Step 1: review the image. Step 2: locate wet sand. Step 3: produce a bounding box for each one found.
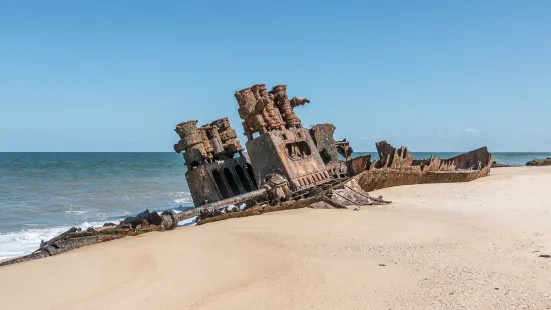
[1,166,550,309]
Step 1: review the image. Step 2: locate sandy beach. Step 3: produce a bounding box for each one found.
[1,166,550,309]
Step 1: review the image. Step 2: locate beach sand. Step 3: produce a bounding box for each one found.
[1,166,550,309]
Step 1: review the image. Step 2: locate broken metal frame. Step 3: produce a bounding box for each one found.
[0,83,493,267]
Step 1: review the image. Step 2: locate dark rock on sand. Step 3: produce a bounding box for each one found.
[526,158,551,166]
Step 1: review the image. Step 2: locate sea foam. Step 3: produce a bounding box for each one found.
[0,221,110,260]
[0,209,198,260]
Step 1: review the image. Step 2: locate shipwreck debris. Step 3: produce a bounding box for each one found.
[354,141,492,192]
[0,177,388,267]
[174,118,256,207]
[1,83,493,267]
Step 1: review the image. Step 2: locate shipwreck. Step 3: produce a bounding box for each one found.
[1,84,492,267]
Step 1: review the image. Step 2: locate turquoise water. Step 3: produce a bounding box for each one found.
[0,151,550,259]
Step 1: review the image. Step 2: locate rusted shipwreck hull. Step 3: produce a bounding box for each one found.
[350,142,492,192]
[0,83,492,267]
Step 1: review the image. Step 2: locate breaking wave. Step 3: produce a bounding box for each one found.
[169,191,194,206]
[0,221,109,260]
[0,209,198,261]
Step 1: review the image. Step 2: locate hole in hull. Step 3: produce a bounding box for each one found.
[245,163,258,189]
[223,167,241,196]
[235,164,253,192]
[212,170,231,199]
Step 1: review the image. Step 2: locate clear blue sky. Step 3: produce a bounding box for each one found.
[1,0,549,152]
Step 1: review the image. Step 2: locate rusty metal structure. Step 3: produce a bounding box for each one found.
[352,142,492,192]
[173,84,357,212]
[236,84,332,194]
[171,83,492,211]
[173,117,258,206]
[1,83,494,267]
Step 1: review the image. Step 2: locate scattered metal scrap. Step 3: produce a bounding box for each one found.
[1,83,493,267]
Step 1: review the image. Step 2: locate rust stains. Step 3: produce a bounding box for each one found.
[352,141,492,192]
[0,83,494,267]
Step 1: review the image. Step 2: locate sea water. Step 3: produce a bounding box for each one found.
[1,151,550,259]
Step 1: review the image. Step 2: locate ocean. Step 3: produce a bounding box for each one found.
[1,151,550,259]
